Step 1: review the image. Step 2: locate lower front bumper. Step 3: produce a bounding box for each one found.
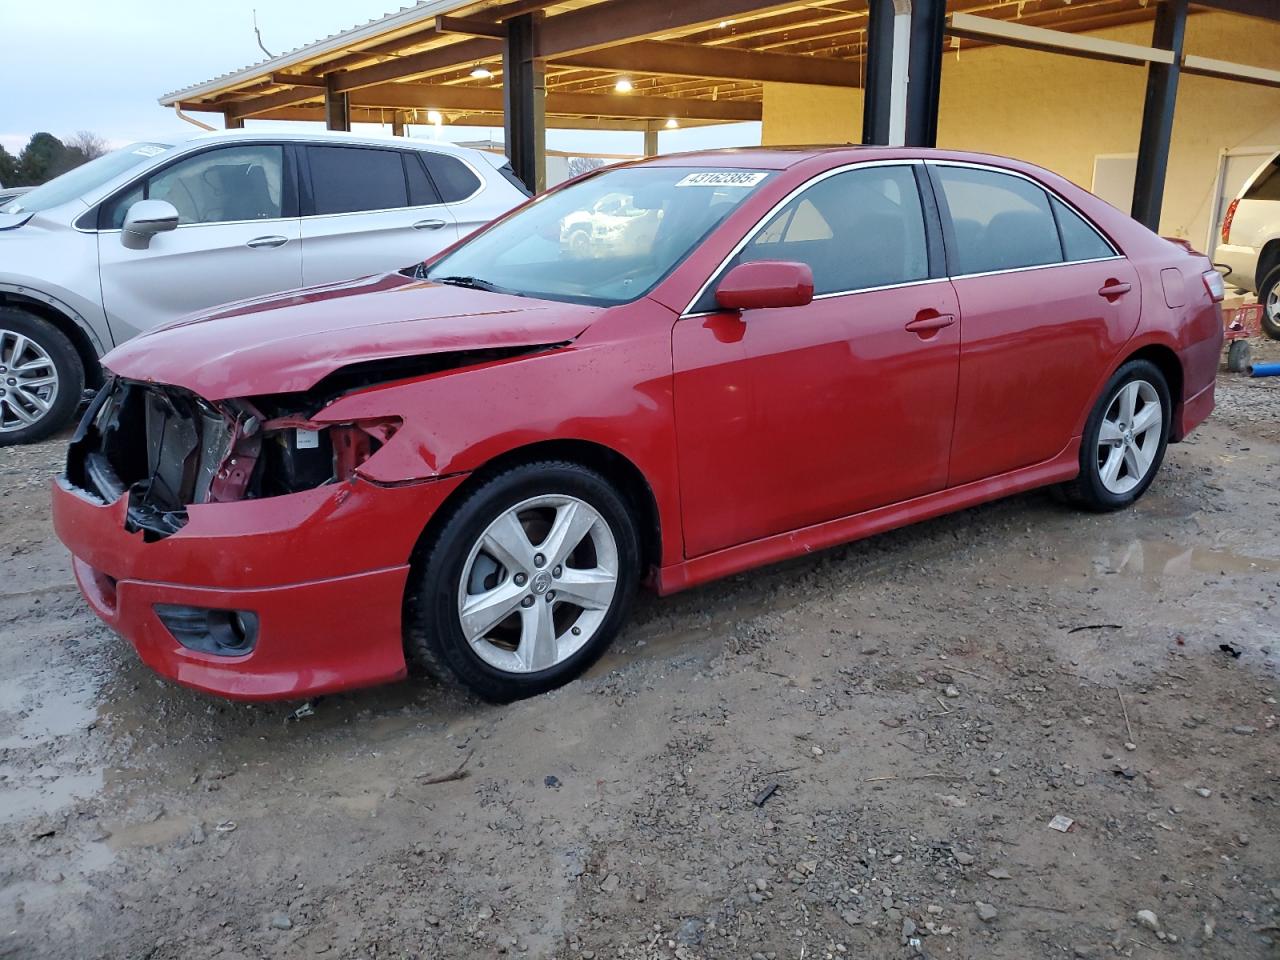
[72,556,411,701]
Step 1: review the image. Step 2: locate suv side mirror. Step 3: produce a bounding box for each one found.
[121,199,179,250]
[715,260,815,311]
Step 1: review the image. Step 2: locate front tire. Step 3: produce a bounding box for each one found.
[0,307,85,447]
[1259,264,1280,341]
[405,461,640,703]
[1062,359,1171,512]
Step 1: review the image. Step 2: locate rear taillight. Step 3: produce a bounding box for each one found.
[1221,198,1239,244]
[1202,269,1225,303]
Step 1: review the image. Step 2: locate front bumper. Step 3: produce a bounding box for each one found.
[52,472,465,701]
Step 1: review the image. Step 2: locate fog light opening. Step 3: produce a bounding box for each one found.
[155,605,260,656]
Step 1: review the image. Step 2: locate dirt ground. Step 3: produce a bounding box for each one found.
[2,344,1278,960]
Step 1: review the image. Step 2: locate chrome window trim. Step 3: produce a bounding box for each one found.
[681,158,927,317]
[681,156,1126,316]
[72,142,488,233]
[948,254,1125,282]
[681,274,952,320]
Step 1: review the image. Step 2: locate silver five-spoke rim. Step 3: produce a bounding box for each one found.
[0,329,59,433]
[1096,379,1161,495]
[458,494,619,674]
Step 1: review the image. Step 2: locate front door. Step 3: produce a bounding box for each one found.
[98,143,302,342]
[928,163,1143,486]
[673,164,961,558]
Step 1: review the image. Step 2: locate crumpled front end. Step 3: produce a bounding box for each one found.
[53,378,465,700]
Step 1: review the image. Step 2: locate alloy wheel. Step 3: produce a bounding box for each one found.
[457,494,619,674]
[1096,379,1162,495]
[0,328,60,434]
[1267,284,1279,323]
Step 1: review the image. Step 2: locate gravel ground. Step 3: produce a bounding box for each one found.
[1,347,1277,960]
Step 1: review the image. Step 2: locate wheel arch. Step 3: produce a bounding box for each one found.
[407,438,664,585]
[1257,238,1280,290]
[0,291,104,389]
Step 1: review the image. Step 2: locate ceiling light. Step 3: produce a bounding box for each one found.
[718,19,735,28]
[470,65,493,79]
[665,117,679,129]
[615,77,634,93]
[427,110,443,125]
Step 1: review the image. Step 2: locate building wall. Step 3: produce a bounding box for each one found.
[758,11,1280,245]
[761,82,862,146]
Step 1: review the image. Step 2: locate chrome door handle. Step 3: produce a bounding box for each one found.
[413,219,448,231]
[246,235,289,249]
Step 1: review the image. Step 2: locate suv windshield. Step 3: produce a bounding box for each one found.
[426,166,774,305]
[1,142,170,215]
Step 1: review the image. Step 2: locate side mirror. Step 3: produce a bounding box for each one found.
[121,199,179,250]
[715,260,814,312]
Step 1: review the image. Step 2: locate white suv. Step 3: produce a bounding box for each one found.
[0,130,529,444]
[1214,149,1280,340]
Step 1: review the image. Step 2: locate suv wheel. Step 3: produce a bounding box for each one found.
[405,461,640,702]
[1259,264,1280,340]
[0,307,85,447]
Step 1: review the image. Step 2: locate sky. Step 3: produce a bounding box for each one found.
[0,0,761,159]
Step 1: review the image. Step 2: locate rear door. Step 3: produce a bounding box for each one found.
[423,150,506,241]
[299,144,459,285]
[930,162,1141,486]
[97,143,302,342]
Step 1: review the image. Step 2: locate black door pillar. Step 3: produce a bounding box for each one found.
[504,13,546,193]
[1131,0,1188,230]
[324,76,350,132]
[904,0,945,148]
[862,0,896,145]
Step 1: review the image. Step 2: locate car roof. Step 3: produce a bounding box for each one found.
[175,128,491,160]
[638,145,1047,173]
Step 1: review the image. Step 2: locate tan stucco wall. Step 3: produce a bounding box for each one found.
[761,82,863,146]
[758,12,1280,243]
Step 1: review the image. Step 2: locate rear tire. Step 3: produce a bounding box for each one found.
[404,461,640,703]
[1259,264,1280,341]
[0,307,85,447]
[1061,359,1171,512]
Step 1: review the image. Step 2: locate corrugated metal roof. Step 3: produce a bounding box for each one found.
[158,0,472,105]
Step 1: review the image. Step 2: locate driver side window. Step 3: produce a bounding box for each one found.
[103,146,285,228]
[697,165,929,311]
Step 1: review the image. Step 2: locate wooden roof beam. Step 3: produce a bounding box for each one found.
[555,40,859,87]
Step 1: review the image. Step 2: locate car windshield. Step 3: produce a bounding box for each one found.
[426,166,774,305]
[1,142,170,214]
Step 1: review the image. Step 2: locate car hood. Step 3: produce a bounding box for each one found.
[103,271,603,400]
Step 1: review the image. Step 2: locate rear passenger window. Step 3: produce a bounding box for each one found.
[404,154,441,206]
[934,166,1063,275]
[423,153,481,202]
[1243,158,1280,202]
[726,165,929,297]
[310,146,407,215]
[1051,196,1115,262]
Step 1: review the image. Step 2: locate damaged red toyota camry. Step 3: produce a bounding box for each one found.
[53,147,1224,703]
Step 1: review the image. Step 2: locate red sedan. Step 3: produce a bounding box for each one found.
[53,148,1224,703]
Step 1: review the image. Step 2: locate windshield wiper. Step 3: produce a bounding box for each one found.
[431,275,507,293]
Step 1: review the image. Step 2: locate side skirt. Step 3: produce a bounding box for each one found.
[656,440,1082,596]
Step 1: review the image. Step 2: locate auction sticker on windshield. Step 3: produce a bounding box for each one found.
[676,172,768,188]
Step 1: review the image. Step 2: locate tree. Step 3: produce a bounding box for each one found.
[67,130,108,161]
[566,156,606,179]
[11,131,101,185]
[0,146,16,187]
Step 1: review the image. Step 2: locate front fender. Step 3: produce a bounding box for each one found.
[0,280,111,355]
